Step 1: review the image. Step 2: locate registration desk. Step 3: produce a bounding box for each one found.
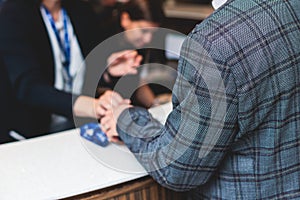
[0,103,186,199]
[0,129,187,200]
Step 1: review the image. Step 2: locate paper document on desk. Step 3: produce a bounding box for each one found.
[148,102,173,124]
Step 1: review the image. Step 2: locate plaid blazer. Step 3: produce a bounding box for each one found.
[117,0,300,199]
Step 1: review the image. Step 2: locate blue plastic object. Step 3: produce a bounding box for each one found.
[80,123,109,147]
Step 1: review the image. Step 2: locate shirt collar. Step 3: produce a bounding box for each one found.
[212,0,228,10]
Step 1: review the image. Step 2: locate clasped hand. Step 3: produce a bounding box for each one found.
[73,49,141,120]
[100,94,132,143]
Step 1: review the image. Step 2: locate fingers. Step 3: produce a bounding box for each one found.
[96,97,112,118]
[101,111,119,142]
[125,54,142,75]
[122,99,131,104]
[107,50,143,77]
[106,128,121,143]
[102,123,110,131]
[123,50,137,58]
[100,101,132,143]
[95,90,126,118]
[96,106,106,118]
[133,55,143,67]
[120,55,140,75]
[99,98,111,109]
[100,112,112,127]
[110,135,123,144]
[110,91,124,105]
[108,50,137,66]
[106,129,118,138]
[124,53,142,68]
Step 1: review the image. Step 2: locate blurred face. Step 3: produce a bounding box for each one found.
[121,13,158,48]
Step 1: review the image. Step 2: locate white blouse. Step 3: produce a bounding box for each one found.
[40,6,86,95]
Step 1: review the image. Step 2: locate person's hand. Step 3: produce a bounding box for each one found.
[73,96,98,118]
[73,91,127,119]
[95,90,128,118]
[106,50,143,77]
[101,102,132,143]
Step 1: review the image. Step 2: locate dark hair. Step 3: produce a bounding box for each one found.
[118,0,165,24]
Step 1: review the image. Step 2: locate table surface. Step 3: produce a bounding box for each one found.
[0,129,147,200]
[0,102,172,200]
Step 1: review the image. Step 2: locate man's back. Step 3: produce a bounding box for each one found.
[191,0,300,198]
[111,0,299,199]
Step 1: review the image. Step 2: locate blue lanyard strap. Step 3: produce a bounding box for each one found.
[42,5,73,90]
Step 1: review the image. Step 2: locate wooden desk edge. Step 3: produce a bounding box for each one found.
[63,176,187,200]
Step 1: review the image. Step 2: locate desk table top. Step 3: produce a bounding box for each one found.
[0,129,147,200]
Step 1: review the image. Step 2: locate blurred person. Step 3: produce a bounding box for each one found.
[111,0,164,48]
[101,0,300,199]
[0,0,141,139]
[97,0,168,108]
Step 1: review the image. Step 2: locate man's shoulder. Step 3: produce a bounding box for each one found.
[191,0,277,40]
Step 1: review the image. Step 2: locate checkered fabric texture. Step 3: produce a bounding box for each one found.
[117,0,300,199]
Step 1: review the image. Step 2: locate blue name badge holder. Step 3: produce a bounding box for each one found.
[80,123,109,147]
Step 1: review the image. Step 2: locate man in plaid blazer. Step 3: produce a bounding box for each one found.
[102,0,300,198]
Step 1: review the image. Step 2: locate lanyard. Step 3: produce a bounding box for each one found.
[42,5,73,91]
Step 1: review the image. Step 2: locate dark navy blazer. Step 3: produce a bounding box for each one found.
[0,0,104,137]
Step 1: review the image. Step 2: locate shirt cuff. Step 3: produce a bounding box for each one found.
[117,107,151,141]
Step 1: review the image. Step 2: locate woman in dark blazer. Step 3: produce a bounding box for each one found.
[0,0,140,138]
